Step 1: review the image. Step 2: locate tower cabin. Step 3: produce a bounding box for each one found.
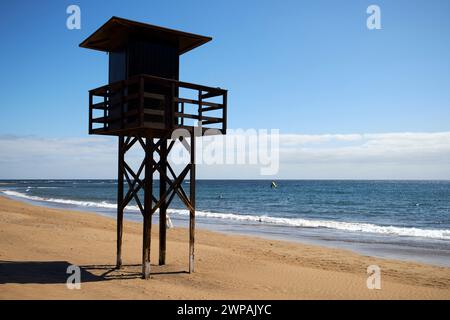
[80,16,227,138]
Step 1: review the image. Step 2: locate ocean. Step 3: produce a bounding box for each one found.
[1,179,449,267]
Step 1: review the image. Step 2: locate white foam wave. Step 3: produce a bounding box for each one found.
[26,186,60,190]
[2,189,449,240]
[171,209,450,240]
[1,190,119,210]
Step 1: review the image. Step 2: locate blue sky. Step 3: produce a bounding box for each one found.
[0,0,449,179]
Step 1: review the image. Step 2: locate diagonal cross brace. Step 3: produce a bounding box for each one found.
[151,163,192,215]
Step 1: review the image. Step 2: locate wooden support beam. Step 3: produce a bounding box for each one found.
[189,133,196,273]
[144,92,165,101]
[167,139,176,155]
[116,136,124,269]
[91,102,106,110]
[157,160,193,213]
[125,137,138,152]
[121,158,146,209]
[144,109,165,116]
[174,97,221,109]
[173,112,221,123]
[167,162,191,208]
[142,137,153,279]
[151,164,191,214]
[142,213,151,279]
[159,139,167,265]
[201,90,223,99]
[92,116,107,124]
[137,136,146,151]
[202,119,222,125]
[201,105,223,112]
[123,168,145,215]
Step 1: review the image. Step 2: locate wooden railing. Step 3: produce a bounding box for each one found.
[89,74,227,136]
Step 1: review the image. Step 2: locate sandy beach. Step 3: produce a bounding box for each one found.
[0,195,449,299]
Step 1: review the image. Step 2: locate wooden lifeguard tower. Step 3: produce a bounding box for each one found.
[80,17,227,279]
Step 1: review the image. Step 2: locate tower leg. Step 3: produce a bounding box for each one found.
[142,213,152,279]
[116,136,124,269]
[159,139,167,265]
[142,137,153,279]
[189,133,196,273]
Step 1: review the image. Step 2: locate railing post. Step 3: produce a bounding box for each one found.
[170,82,175,129]
[181,102,185,126]
[88,92,93,134]
[223,91,227,134]
[198,90,203,126]
[104,90,107,130]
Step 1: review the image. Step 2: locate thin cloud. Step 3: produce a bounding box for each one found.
[280,132,450,164]
[0,132,449,179]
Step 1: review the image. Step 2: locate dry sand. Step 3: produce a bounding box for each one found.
[0,196,449,299]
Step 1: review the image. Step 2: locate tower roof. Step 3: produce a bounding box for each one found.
[79,16,212,54]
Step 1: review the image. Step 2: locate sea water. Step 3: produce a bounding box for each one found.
[1,179,449,267]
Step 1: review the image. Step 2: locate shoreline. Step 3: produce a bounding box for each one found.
[2,190,450,268]
[0,195,450,299]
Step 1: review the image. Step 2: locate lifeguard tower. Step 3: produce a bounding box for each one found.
[80,17,227,279]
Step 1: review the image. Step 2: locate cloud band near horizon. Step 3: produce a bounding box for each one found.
[0,131,449,180]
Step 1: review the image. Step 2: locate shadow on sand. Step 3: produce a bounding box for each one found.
[0,260,188,284]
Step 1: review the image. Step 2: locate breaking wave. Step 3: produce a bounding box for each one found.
[2,189,450,240]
